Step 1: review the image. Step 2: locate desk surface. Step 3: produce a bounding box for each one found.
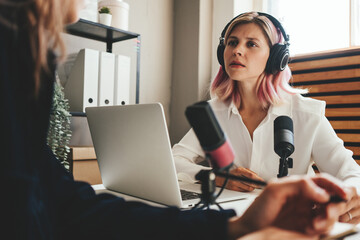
[92,184,360,239]
[92,184,259,215]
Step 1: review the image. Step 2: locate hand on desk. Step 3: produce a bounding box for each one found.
[338,186,360,224]
[227,173,348,239]
[215,167,264,192]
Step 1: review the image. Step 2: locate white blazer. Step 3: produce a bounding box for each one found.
[172,94,360,192]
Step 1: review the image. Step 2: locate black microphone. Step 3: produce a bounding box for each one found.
[274,115,294,159]
[185,101,234,170]
[274,115,294,178]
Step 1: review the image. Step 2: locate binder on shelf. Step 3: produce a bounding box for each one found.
[98,51,115,107]
[114,54,131,105]
[64,48,99,112]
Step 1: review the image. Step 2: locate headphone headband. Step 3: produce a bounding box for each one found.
[257,12,289,43]
[220,12,289,43]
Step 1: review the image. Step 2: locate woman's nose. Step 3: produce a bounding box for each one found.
[233,44,243,56]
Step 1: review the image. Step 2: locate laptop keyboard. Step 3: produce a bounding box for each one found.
[180,189,201,200]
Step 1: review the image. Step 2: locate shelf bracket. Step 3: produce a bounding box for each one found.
[106,29,113,53]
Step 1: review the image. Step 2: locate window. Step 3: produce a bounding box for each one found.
[265,0,360,55]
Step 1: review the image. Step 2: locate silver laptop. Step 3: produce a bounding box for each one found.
[85,103,247,208]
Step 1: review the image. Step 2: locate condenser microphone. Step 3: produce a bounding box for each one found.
[274,116,294,159]
[185,101,234,170]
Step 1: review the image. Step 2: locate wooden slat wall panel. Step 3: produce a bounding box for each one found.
[292,69,360,83]
[330,121,360,129]
[289,48,360,165]
[305,82,360,93]
[312,95,360,104]
[347,146,360,156]
[290,55,360,71]
[325,108,360,117]
[337,133,360,143]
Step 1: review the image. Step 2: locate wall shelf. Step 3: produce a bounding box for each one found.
[65,18,141,105]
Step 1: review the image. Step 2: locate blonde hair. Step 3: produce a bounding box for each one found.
[0,0,70,95]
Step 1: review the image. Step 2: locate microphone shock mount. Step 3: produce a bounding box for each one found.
[277,157,293,178]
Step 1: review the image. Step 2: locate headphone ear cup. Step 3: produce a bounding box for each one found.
[217,42,225,69]
[266,44,289,74]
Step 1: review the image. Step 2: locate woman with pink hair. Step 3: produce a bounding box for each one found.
[173,12,360,224]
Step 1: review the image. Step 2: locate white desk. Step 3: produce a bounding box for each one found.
[92,184,259,216]
[92,184,360,239]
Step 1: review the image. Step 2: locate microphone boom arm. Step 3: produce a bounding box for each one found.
[213,170,267,186]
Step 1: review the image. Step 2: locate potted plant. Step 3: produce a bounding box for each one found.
[98,6,112,26]
[47,73,72,171]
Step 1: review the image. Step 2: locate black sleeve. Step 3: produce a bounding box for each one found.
[50,154,236,239]
[43,145,236,240]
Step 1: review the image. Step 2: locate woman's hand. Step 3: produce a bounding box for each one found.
[215,167,264,192]
[227,173,348,239]
[338,186,360,224]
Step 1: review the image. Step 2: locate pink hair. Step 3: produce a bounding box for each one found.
[211,12,306,109]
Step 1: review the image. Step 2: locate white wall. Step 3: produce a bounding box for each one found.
[121,0,174,113]
[210,0,235,81]
[169,0,216,144]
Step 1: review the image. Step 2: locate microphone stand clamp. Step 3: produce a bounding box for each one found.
[277,157,293,178]
[192,169,223,210]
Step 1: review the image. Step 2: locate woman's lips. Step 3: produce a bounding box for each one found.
[230,61,245,68]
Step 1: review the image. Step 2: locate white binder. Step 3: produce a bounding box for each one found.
[64,48,99,112]
[114,55,131,105]
[98,51,115,107]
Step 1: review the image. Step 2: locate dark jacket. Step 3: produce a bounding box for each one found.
[0,19,235,240]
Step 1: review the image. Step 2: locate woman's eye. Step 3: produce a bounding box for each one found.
[227,40,238,47]
[247,41,257,47]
